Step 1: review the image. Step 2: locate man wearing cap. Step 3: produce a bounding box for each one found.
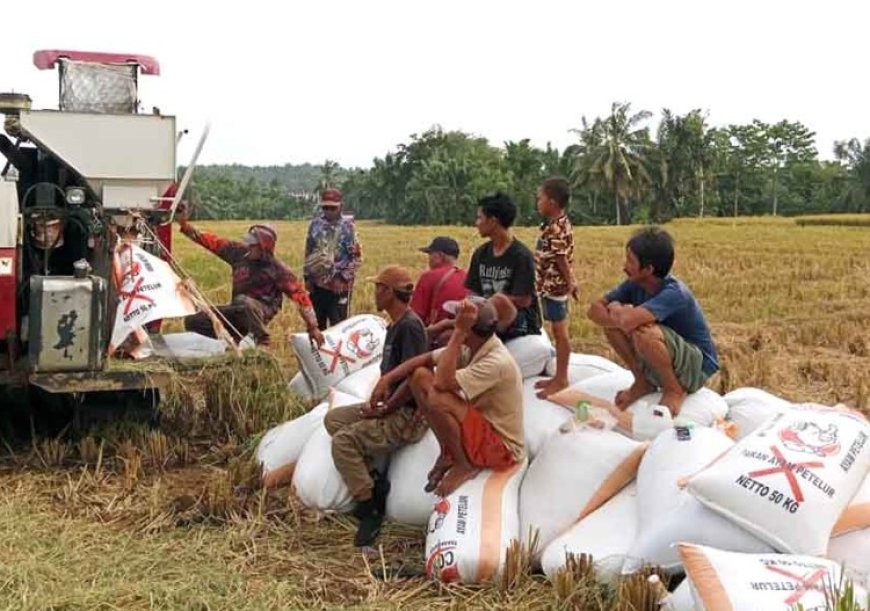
[324,265,428,548]
[304,188,361,330]
[410,236,467,343]
[381,295,525,496]
[175,208,324,347]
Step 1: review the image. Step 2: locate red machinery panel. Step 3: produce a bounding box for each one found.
[0,248,17,340]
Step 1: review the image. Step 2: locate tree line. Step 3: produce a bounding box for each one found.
[188,102,870,225]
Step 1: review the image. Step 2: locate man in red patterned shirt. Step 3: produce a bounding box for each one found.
[176,208,324,347]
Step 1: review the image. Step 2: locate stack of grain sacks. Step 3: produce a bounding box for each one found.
[255,321,870,609]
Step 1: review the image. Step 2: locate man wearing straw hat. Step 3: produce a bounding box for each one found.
[175,207,324,347]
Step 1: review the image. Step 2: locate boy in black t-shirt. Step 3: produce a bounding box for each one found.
[465,192,542,340]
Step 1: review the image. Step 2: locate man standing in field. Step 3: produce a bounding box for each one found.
[325,265,428,548]
[465,192,542,340]
[587,227,718,415]
[410,236,467,346]
[304,188,361,330]
[533,177,579,399]
[175,207,324,348]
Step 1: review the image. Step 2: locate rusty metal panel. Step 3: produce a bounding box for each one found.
[29,275,105,372]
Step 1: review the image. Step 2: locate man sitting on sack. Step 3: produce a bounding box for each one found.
[379,295,525,496]
[587,226,718,416]
[325,265,428,549]
[426,193,542,346]
[409,236,467,347]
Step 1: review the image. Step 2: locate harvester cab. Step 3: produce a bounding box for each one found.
[0,50,189,406]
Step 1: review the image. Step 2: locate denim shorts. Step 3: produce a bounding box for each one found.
[542,296,569,322]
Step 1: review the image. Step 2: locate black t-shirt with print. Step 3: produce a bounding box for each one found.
[381,309,428,379]
[465,239,542,339]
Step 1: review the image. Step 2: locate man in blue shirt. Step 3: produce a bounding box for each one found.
[587,227,718,415]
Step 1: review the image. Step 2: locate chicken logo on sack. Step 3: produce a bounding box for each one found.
[428,498,451,534]
[779,422,841,457]
[346,328,379,360]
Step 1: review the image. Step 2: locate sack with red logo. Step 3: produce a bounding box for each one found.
[385,430,440,526]
[623,425,773,573]
[679,543,868,611]
[540,483,639,584]
[291,390,363,513]
[723,387,792,440]
[256,401,328,488]
[291,314,387,400]
[425,460,527,583]
[519,427,647,557]
[686,405,870,555]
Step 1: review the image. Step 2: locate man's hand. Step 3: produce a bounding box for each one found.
[308,327,325,348]
[570,281,580,303]
[175,203,188,224]
[370,376,390,410]
[361,397,396,419]
[359,402,383,419]
[454,300,478,334]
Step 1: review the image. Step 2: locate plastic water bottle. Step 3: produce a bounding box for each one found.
[560,400,592,434]
[575,400,590,423]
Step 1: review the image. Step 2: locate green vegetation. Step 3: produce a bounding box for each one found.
[188,104,870,225]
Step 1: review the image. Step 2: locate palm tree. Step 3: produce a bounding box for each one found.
[682,110,716,218]
[572,102,652,224]
[834,138,870,212]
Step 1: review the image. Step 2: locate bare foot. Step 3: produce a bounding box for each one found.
[534,377,553,389]
[614,378,655,410]
[425,455,453,493]
[659,388,687,415]
[435,464,480,497]
[536,377,570,399]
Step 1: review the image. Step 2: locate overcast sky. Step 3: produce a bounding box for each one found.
[2,0,865,168]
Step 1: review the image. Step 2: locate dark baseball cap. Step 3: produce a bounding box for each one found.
[420,236,460,257]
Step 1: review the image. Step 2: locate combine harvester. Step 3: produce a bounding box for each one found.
[0,50,221,427]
